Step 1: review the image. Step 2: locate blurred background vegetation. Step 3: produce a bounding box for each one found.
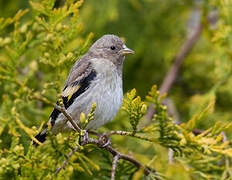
[1,0,232,179]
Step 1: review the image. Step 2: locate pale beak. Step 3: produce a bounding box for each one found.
[120,45,134,55]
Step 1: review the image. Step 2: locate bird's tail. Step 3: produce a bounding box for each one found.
[32,126,48,146]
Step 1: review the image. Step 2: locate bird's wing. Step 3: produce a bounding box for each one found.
[49,56,97,126]
[63,59,94,97]
[62,60,97,109]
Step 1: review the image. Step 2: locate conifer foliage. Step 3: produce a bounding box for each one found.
[1,0,232,179]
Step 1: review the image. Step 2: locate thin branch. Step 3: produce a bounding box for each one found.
[89,130,158,143]
[105,130,131,136]
[15,77,82,133]
[55,127,156,177]
[146,21,204,120]
[55,104,81,132]
[105,130,158,143]
[160,22,203,96]
[55,145,79,174]
[81,135,154,176]
[111,155,120,180]
[105,145,152,176]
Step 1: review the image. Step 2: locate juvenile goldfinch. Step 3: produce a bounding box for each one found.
[34,34,134,144]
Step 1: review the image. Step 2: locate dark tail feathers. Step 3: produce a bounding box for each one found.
[32,127,48,146]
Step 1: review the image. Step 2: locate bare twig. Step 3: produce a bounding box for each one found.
[82,136,153,176]
[146,21,204,120]
[105,130,131,136]
[55,145,79,174]
[55,104,81,132]
[105,145,152,176]
[15,78,82,134]
[89,130,158,143]
[111,155,120,180]
[106,131,158,143]
[160,23,203,96]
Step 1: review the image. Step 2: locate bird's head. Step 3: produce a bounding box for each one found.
[89,34,134,68]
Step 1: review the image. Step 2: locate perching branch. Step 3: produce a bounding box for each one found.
[29,90,156,177]
[54,104,156,178]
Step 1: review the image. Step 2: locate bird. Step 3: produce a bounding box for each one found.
[33,34,134,145]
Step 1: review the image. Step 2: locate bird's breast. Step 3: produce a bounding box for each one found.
[85,59,123,129]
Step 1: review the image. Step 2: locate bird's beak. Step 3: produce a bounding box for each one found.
[120,45,134,55]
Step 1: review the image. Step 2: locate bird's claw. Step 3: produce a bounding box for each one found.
[99,134,111,147]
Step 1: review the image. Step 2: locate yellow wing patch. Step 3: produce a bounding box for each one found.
[62,85,80,98]
[68,94,72,101]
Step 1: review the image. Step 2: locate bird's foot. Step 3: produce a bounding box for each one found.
[86,130,111,147]
[99,134,111,147]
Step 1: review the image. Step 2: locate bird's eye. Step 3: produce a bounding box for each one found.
[110,46,116,50]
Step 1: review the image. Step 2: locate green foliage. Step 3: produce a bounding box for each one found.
[0,0,95,179]
[122,89,147,134]
[1,0,232,179]
[80,102,96,129]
